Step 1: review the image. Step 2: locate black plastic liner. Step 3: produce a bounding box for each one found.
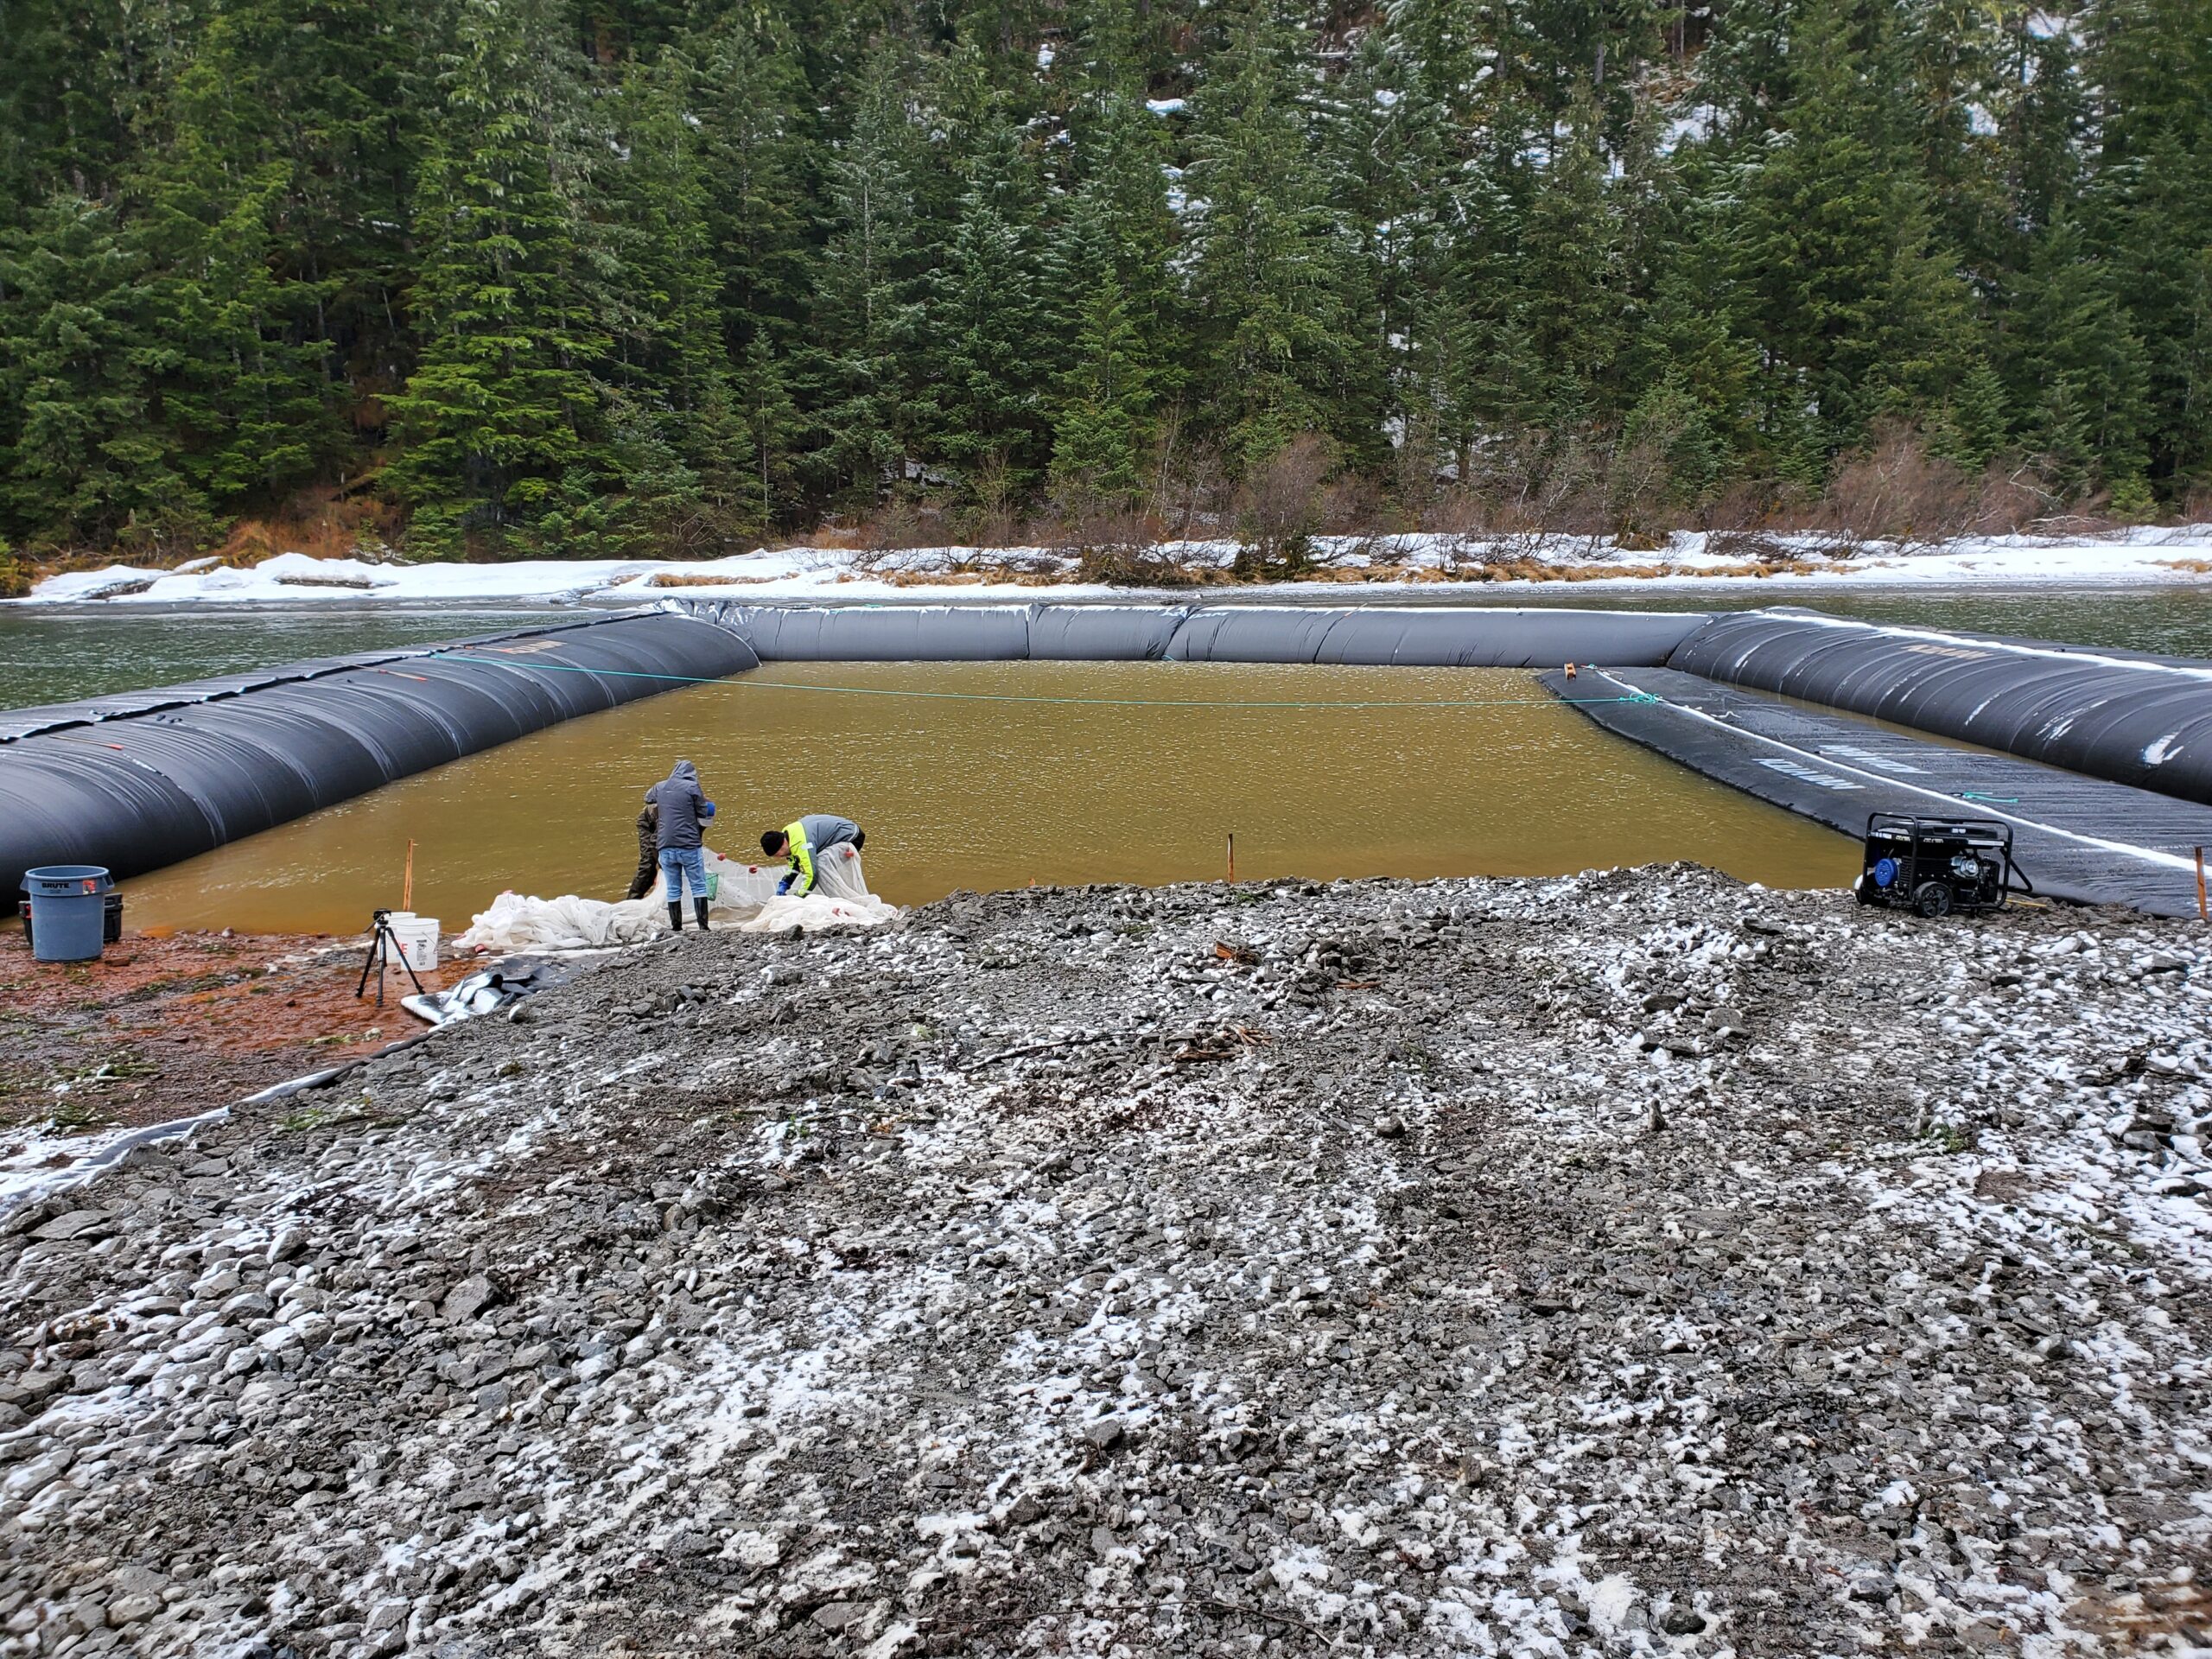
[1544,664,2212,916]
[1,610,758,901]
[686,601,1713,667]
[1667,609,2212,808]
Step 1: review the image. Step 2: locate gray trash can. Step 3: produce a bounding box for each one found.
[23,866,113,963]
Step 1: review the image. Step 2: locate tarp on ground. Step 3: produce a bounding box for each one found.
[454,845,897,951]
[1665,609,2212,809]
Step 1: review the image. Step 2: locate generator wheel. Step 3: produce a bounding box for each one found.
[1853,876,1876,906]
[1913,881,1954,919]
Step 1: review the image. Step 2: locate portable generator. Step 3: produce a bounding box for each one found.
[1855,813,2030,918]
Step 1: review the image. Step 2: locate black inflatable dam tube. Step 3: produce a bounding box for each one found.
[1665,610,2212,808]
[712,603,1037,661]
[0,609,759,903]
[1165,606,1711,666]
[684,601,1713,667]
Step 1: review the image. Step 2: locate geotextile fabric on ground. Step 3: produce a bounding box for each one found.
[456,846,895,952]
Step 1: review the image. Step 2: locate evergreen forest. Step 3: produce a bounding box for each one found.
[1,0,2207,566]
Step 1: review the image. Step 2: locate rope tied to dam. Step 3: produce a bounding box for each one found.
[424,652,1663,713]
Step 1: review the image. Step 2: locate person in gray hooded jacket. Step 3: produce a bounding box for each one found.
[645,760,717,931]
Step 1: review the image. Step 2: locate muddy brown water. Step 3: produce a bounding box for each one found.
[112,662,1858,935]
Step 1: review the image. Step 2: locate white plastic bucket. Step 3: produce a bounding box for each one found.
[385,912,440,972]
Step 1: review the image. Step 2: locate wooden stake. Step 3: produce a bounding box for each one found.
[403,839,416,912]
[1226,833,1236,882]
[2196,846,2206,921]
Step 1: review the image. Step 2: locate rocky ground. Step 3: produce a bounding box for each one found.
[0,867,2207,1658]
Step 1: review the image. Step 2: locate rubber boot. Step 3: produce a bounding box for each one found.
[666,901,683,933]
[693,898,711,932]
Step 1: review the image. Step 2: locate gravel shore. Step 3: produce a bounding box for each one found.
[1,868,2207,1657]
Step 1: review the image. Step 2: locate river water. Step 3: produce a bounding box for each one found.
[7,588,2208,934]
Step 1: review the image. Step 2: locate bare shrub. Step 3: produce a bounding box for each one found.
[1605,435,1676,550]
[1814,424,1978,554]
[1076,541,1224,587]
[1968,458,2065,536]
[1414,486,1492,574]
[2025,510,2123,537]
[1236,433,1338,577]
[1458,431,1554,537]
[958,450,1022,548]
[1425,483,1491,536]
[1154,432,1233,545]
[1701,478,1792,536]
[1486,435,1609,561]
[2183,483,2212,526]
[861,497,927,554]
[1318,469,1383,538]
[1391,407,1449,525]
[1705,529,1802,563]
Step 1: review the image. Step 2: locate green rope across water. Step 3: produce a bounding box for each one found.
[426,651,1661,713]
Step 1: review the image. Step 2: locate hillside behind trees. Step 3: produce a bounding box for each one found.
[1,0,2206,564]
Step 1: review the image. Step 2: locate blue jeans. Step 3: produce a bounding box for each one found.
[658,846,707,901]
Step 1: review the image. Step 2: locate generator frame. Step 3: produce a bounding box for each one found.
[1857,812,2031,918]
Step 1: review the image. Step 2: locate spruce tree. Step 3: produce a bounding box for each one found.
[2083,0,2212,489]
[386,0,608,554]
[0,196,202,550]
[911,162,1053,505]
[1514,84,1628,433]
[2007,213,2155,503]
[1065,0,1183,377]
[691,18,817,351]
[1185,1,1359,473]
[600,53,753,543]
[1051,197,1156,509]
[1728,0,1986,455]
[128,24,339,509]
[800,44,925,509]
[736,336,801,531]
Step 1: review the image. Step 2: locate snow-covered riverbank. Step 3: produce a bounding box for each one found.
[18,525,2212,607]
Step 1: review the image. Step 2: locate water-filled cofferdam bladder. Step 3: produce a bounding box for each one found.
[0,608,760,902]
[1664,608,2212,808]
[32,594,2212,918]
[679,601,1716,666]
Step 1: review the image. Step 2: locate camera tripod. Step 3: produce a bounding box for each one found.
[355,908,425,1007]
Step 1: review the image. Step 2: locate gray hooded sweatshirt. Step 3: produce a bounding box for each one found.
[645,760,711,851]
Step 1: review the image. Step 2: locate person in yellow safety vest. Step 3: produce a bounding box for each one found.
[760,814,866,897]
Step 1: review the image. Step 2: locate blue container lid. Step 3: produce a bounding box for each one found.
[23,865,113,894]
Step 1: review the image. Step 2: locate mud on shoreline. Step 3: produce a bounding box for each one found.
[0,930,440,1157]
[0,868,2207,1656]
